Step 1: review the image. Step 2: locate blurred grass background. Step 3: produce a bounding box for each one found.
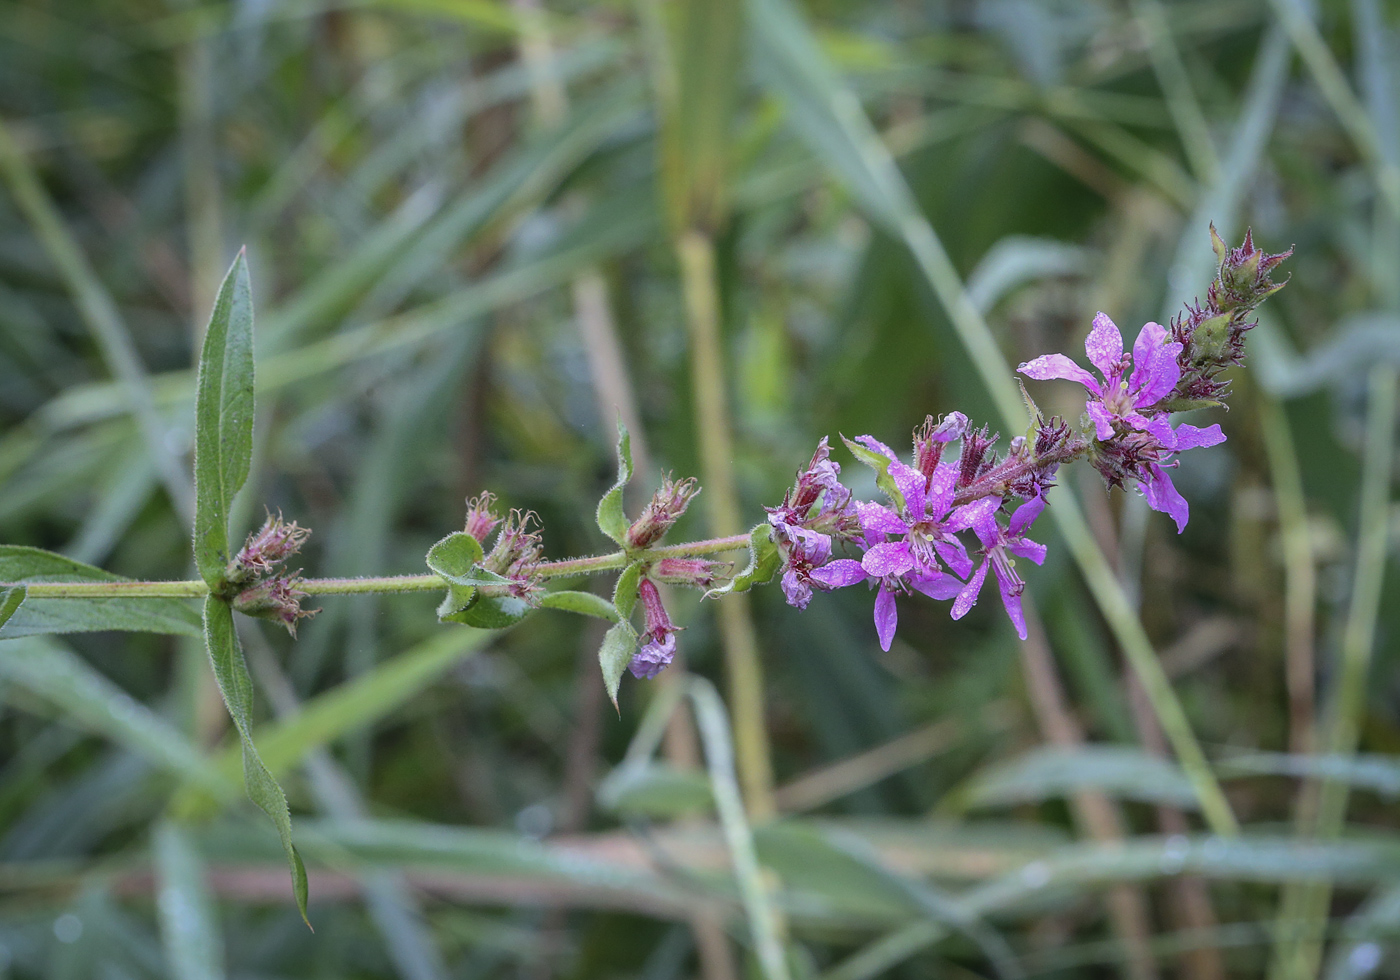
[2,0,1400,977]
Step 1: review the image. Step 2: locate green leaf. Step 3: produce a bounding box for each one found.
[0,545,201,639]
[841,435,904,511]
[598,620,638,710]
[202,597,309,926]
[596,760,714,817]
[706,523,780,598]
[193,251,256,588]
[451,592,533,629]
[613,562,643,618]
[953,746,1199,811]
[0,587,24,629]
[0,635,226,794]
[153,820,227,980]
[595,419,634,545]
[538,590,620,622]
[425,531,486,619]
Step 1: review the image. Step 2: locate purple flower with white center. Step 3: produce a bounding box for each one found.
[629,579,681,679]
[948,494,1048,640]
[1018,312,1227,532]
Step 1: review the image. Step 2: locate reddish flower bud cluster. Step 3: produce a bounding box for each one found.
[482,509,544,600]
[229,513,317,635]
[625,476,700,549]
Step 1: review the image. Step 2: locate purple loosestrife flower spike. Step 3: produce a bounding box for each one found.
[629,578,681,679]
[1018,312,1226,532]
[625,476,700,549]
[464,492,501,544]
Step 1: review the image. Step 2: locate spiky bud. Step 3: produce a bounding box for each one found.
[625,476,700,549]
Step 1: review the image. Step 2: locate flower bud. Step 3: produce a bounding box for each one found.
[651,556,727,589]
[233,576,317,636]
[464,492,501,544]
[483,510,544,598]
[914,412,967,478]
[625,477,700,549]
[229,513,310,583]
[629,579,681,679]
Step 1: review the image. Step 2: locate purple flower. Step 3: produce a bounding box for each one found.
[1018,312,1227,532]
[948,494,1047,640]
[816,435,971,651]
[768,439,864,610]
[629,579,681,679]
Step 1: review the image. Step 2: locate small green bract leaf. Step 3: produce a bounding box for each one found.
[0,546,200,639]
[598,620,638,710]
[451,592,534,629]
[193,252,256,588]
[426,531,486,618]
[595,419,634,545]
[202,597,310,926]
[706,524,780,598]
[841,434,903,511]
[538,591,621,622]
[613,562,644,618]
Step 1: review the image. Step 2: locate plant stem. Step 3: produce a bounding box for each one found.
[9,534,754,599]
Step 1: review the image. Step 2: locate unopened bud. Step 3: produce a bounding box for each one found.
[229,513,310,583]
[651,556,727,589]
[629,578,681,679]
[233,576,317,636]
[914,412,968,478]
[625,476,699,549]
[464,492,501,544]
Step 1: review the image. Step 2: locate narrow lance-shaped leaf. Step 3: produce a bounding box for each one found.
[613,562,643,618]
[0,546,201,639]
[202,596,310,925]
[193,251,256,587]
[538,591,621,621]
[595,419,634,545]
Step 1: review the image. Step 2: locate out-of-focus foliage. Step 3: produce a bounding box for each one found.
[1,0,1399,976]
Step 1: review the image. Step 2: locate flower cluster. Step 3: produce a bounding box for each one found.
[746,229,1288,654]
[228,513,316,634]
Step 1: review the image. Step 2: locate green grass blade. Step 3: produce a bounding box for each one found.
[192,252,255,588]
[154,819,227,980]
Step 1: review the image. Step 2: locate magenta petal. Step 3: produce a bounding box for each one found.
[1141,464,1190,533]
[947,497,997,535]
[1008,494,1045,537]
[951,560,988,620]
[995,570,1028,640]
[873,586,898,651]
[1018,354,1101,395]
[811,559,868,589]
[925,461,957,518]
[781,569,814,610]
[910,572,964,600]
[888,459,926,517]
[857,501,908,535]
[862,541,915,578]
[1086,400,1116,441]
[855,434,900,462]
[1085,312,1124,379]
[1129,321,1167,387]
[1132,334,1183,408]
[1172,422,1226,451]
[1009,538,1048,565]
[1126,412,1176,448]
[934,537,973,579]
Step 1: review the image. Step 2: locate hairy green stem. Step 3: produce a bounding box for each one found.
[9,534,753,599]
